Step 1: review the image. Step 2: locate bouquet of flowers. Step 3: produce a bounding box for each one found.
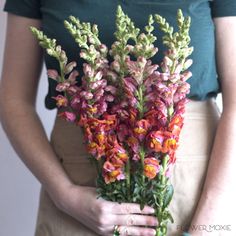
[31,5,193,236]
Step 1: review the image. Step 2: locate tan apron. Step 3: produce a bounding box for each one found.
[34,98,220,236]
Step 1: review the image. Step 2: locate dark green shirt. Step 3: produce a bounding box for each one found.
[4,0,236,109]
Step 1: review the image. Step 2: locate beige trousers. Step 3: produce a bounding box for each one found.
[34,99,220,236]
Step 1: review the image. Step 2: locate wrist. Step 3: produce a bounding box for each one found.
[53,182,86,214]
[44,174,75,210]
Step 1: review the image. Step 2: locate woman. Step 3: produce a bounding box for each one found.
[0,0,236,235]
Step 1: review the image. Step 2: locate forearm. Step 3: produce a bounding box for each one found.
[188,109,236,234]
[203,110,236,193]
[0,99,73,208]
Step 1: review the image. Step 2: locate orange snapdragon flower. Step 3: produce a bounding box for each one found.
[103,161,125,184]
[133,119,151,141]
[162,138,178,153]
[106,146,129,163]
[87,141,106,159]
[127,136,139,153]
[147,130,178,153]
[144,157,160,179]
[168,114,184,136]
[52,95,68,107]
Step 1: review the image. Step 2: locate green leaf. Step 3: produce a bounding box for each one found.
[140,202,145,210]
[166,210,174,223]
[163,184,174,209]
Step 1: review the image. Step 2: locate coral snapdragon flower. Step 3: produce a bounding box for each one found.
[52,95,68,107]
[133,119,151,141]
[168,114,184,136]
[144,157,160,179]
[147,130,178,153]
[87,141,106,159]
[106,145,129,163]
[103,161,125,184]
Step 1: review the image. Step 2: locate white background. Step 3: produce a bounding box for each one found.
[0,2,224,236]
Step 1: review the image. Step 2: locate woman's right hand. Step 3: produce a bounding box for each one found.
[56,184,158,236]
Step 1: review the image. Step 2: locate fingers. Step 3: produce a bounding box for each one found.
[113,225,156,236]
[115,214,158,227]
[109,202,155,215]
[94,213,158,231]
[93,200,157,235]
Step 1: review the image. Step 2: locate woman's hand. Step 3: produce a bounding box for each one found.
[56,184,158,236]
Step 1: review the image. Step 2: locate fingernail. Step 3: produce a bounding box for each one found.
[155,219,159,226]
[142,207,154,214]
[151,229,156,236]
[149,208,155,214]
[152,219,158,226]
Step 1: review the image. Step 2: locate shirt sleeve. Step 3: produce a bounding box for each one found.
[3,0,42,19]
[211,0,236,18]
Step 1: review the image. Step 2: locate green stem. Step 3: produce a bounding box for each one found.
[139,146,145,183]
[167,105,174,121]
[156,228,163,236]
[155,154,169,236]
[138,85,144,119]
[119,46,128,77]
[125,158,131,201]
[161,154,169,185]
[155,104,174,235]
[59,61,65,83]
